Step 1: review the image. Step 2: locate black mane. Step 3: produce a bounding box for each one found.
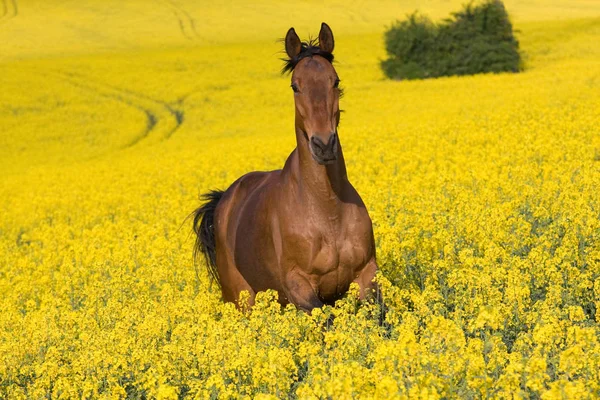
[281,39,334,74]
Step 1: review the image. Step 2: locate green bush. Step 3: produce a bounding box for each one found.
[382,0,522,80]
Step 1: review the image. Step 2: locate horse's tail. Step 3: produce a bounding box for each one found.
[192,190,225,285]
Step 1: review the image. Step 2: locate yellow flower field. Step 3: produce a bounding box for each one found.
[1,1,600,398]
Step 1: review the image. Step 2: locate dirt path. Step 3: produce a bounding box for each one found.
[53,71,185,148]
[0,0,17,22]
[162,0,200,40]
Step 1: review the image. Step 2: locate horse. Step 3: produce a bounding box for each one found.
[193,23,378,312]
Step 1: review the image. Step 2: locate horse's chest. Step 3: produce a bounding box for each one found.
[280,204,374,299]
[309,238,356,271]
[299,231,367,301]
[304,221,371,276]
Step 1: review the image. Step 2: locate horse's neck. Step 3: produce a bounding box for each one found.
[286,127,349,213]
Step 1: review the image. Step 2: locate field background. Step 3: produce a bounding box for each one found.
[1,0,600,398]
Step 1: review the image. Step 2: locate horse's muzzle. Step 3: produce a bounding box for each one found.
[310,133,338,165]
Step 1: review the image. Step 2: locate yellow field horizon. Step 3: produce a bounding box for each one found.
[2,0,600,61]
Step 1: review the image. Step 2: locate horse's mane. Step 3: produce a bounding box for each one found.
[281,38,334,74]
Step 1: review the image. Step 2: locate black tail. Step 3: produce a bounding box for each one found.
[192,190,225,285]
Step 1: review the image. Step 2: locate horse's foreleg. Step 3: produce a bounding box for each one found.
[284,269,324,313]
[350,258,386,328]
[353,258,379,301]
[353,258,386,325]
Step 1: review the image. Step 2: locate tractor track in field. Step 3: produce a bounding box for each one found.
[162,0,200,40]
[0,0,18,22]
[50,71,184,148]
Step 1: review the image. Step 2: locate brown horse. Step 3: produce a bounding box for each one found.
[193,23,378,312]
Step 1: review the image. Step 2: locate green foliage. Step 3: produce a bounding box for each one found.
[382,0,522,80]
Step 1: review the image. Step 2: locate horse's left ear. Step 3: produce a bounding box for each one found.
[319,22,334,53]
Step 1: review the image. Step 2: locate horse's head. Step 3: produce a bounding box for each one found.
[284,23,341,165]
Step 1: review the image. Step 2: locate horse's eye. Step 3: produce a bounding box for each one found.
[334,79,340,88]
[291,83,299,93]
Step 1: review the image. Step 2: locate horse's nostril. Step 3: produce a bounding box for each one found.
[310,134,338,162]
[311,136,327,151]
[328,134,337,149]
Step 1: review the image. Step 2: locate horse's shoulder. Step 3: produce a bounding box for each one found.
[223,170,278,197]
[217,170,282,223]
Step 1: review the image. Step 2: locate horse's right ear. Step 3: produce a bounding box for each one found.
[285,27,302,59]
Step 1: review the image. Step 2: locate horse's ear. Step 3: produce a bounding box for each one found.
[285,27,302,59]
[319,22,334,53]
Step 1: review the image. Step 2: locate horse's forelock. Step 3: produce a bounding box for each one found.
[281,39,334,75]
